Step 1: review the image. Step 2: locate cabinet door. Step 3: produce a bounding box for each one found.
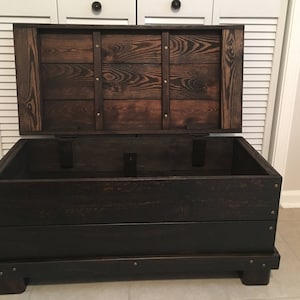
[58,0,136,25]
[0,0,58,157]
[137,0,213,25]
[213,0,288,157]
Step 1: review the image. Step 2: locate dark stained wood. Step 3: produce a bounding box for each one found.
[170,32,221,64]
[221,29,243,130]
[241,270,271,285]
[0,249,279,294]
[0,221,276,260]
[170,64,220,100]
[162,31,170,129]
[93,31,103,130]
[2,25,281,292]
[14,27,42,133]
[40,33,93,63]
[104,100,161,130]
[102,33,161,63]
[0,278,26,295]
[102,64,161,99]
[43,100,94,131]
[170,100,219,129]
[41,64,94,100]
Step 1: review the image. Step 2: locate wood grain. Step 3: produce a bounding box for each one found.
[102,33,161,63]
[41,64,94,100]
[170,32,221,64]
[43,100,94,131]
[14,27,42,132]
[40,33,93,63]
[102,64,161,99]
[104,100,161,130]
[221,29,243,130]
[170,64,220,100]
[170,100,219,129]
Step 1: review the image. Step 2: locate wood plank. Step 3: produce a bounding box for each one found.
[102,33,161,63]
[170,100,219,129]
[93,32,103,130]
[162,31,170,129]
[43,100,94,131]
[104,100,161,130]
[0,250,280,288]
[170,64,220,100]
[221,29,243,130]
[102,64,161,99]
[41,63,94,100]
[40,33,93,63]
[0,175,281,226]
[13,27,42,133]
[0,221,276,260]
[170,32,221,64]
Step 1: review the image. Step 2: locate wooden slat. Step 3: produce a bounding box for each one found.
[13,27,42,132]
[170,33,221,64]
[170,64,220,100]
[40,33,93,63]
[102,33,161,63]
[221,28,243,130]
[104,100,161,130]
[93,32,103,130]
[102,64,161,99]
[162,31,170,129]
[0,221,276,260]
[170,100,219,129]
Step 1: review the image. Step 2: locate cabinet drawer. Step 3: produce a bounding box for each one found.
[58,0,136,25]
[137,0,213,25]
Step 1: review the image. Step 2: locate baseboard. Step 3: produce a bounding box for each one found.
[280,190,300,208]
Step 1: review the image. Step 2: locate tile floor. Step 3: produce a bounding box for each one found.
[1,208,300,300]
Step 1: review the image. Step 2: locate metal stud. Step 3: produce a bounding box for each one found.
[133,261,138,267]
[164,113,168,118]
[269,226,273,230]
[250,260,254,264]
[96,112,101,117]
[262,263,266,268]
[0,272,3,276]
[164,45,168,50]
[95,44,100,48]
[96,77,100,81]
[12,267,17,272]
[271,210,275,215]
[274,183,279,188]
[164,79,168,84]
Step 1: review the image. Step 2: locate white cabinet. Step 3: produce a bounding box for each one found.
[57,0,136,25]
[0,0,58,157]
[138,0,213,25]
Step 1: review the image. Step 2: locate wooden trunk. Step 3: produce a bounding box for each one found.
[0,24,281,294]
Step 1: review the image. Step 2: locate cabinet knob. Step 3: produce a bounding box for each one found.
[171,0,181,10]
[92,1,102,12]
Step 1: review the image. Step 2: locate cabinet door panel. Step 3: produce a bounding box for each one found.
[58,0,136,25]
[137,0,213,25]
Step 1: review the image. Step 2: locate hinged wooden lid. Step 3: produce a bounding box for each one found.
[14,24,243,135]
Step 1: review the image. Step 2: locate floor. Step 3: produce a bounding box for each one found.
[1,208,300,300]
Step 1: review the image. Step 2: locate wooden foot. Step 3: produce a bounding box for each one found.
[241,270,271,285]
[0,277,26,294]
